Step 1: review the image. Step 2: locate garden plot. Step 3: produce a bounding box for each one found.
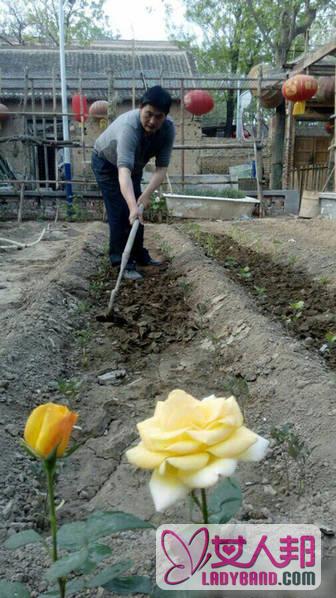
[0,218,336,596]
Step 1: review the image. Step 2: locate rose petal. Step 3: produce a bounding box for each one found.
[208,426,257,458]
[160,389,201,429]
[188,426,235,445]
[24,403,51,449]
[166,452,209,471]
[166,439,203,454]
[240,435,269,461]
[138,420,190,451]
[149,467,189,512]
[126,443,167,469]
[179,458,237,489]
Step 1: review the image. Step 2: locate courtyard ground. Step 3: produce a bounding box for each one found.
[1,215,336,597]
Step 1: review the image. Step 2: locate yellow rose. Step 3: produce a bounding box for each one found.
[24,403,78,459]
[126,389,268,512]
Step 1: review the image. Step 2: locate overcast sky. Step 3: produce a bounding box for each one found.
[104,0,185,40]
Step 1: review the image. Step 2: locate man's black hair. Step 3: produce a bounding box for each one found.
[140,86,172,115]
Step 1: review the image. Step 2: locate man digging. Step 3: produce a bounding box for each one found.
[92,85,175,280]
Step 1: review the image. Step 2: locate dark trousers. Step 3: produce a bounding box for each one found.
[91,151,150,267]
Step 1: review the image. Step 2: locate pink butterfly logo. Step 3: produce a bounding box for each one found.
[161,527,211,585]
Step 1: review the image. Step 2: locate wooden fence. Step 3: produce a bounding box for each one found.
[289,164,329,196]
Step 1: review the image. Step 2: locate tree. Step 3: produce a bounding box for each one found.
[244,0,333,187]
[0,0,118,47]
[167,0,333,185]
[165,0,269,136]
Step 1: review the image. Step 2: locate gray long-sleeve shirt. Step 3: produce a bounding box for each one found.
[94,109,175,175]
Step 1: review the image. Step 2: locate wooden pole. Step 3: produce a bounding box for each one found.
[17,183,25,223]
[132,38,136,109]
[283,101,294,189]
[31,78,40,192]
[79,70,86,162]
[180,79,185,191]
[41,91,49,188]
[256,65,265,216]
[107,69,116,124]
[334,65,336,192]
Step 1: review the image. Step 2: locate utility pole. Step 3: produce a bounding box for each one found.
[59,0,73,214]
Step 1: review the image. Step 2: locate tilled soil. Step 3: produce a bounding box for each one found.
[1,218,336,597]
[183,221,336,368]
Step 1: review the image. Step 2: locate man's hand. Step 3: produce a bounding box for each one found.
[129,204,144,225]
[137,193,151,210]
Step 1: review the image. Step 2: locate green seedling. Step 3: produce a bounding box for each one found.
[325,332,336,349]
[178,278,192,301]
[288,255,298,266]
[286,300,305,323]
[75,329,92,368]
[57,378,81,401]
[254,285,267,297]
[64,195,90,221]
[185,222,202,243]
[89,279,104,297]
[318,276,330,285]
[146,193,171,223]
[239,266,252,279]
[204,233,219,258]
[271,423,311,494]
[224,256,238,268]
[76,300,90,314]
[159,240,173,260]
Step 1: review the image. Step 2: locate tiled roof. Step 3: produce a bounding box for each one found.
[0,41,198,100]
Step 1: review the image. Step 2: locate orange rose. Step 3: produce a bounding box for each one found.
[24,403,78,458]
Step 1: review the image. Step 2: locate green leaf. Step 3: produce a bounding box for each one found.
[45,547,89,582]
[103,575,153,595]
[87,560,133,588]
[78,543,111,572]
[208,477,242,524]
[86,511,154,541]
[57,521,87,549]
[88,543,112,563]
[0,581,31,598]
[64,577,87,595]
[4,529,43,549]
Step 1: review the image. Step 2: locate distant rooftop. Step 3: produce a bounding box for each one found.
[0,40,198,100]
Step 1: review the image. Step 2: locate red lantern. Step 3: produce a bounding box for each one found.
[0,103,9,122]
[183,90,214,115]
[282,74,318,115]
[71,94,88,122]
[89,100,109,119]
[282,74,318,102]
